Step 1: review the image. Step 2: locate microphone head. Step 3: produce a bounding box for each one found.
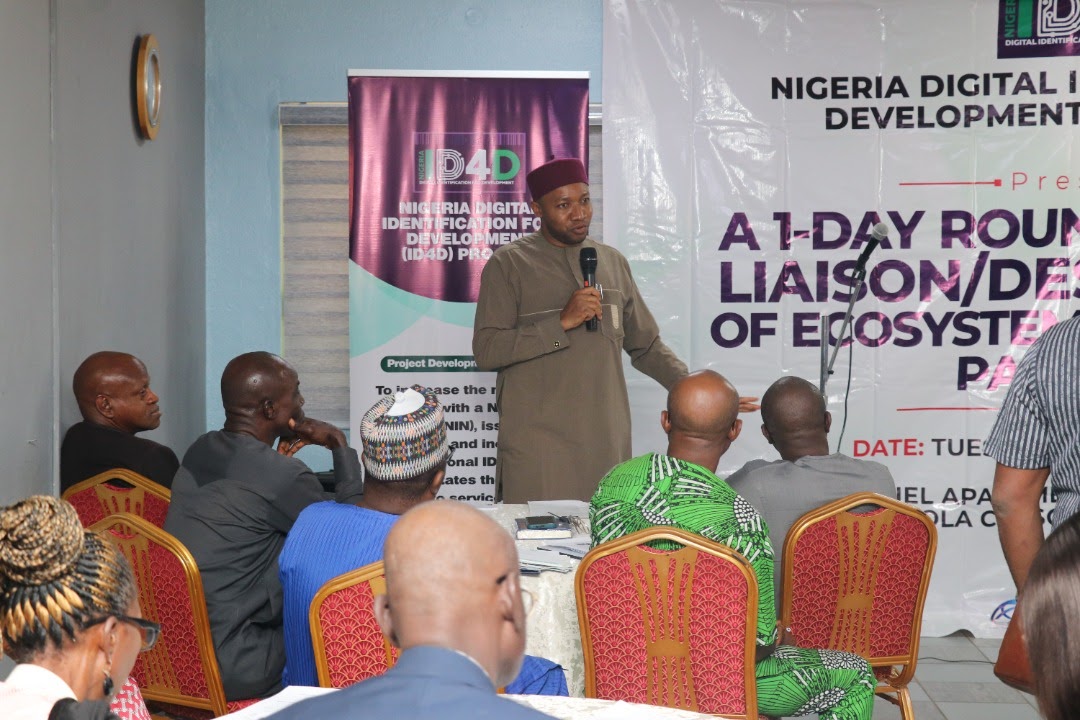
[579,247,598,273]
[871,222,889,241]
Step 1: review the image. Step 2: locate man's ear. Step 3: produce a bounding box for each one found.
[660,410,672,434]
[373,594,400,648]
[428,468,446,498]
[760,423,773,445]
[260,398,276,420]
[728,418,743,442]
[530,200,541,217]
[95,395,114,418]
[824,411,832,433]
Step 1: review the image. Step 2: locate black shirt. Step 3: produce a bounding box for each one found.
[60,421,179,492]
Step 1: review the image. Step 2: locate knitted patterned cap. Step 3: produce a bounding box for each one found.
[360,385,450,481]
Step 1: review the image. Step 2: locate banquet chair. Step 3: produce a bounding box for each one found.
[576,527,759,719]
[63,468,171,528]
[310,561,400,688]
[91,513,257,718]
[780,492,937,720]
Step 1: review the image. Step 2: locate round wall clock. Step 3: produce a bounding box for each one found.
[135,34,161,140]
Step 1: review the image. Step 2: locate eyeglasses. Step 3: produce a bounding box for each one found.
[85,614,161,652]
[496,572,536,617]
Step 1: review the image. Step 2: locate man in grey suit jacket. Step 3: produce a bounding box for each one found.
[267,501,554,720]
[727,376,896,612]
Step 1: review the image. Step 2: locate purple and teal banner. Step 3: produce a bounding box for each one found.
[347,71,589,503]
[348,73,589,303]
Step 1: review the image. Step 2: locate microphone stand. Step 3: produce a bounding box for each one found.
[819,265,867,400]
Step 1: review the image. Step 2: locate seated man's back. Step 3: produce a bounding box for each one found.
[727,376,896,609]
[280,387,566,696]
[164,352,363,700]
[590,371,876,720]
[267,502,557,720]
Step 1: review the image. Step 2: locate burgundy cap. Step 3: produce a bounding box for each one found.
[526,158,589,201]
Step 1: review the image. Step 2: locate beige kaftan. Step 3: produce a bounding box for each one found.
[472,233,687,501]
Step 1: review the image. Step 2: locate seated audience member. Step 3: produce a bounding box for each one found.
[727,375,896,608]
[164,351,363,700]
[60,351,179,492]
[590,370,876,720]
[267,501,556,720]
[1023,511,1080,720]
[279,386,448,686]
[0,496,156,720]
[279,386,566,695]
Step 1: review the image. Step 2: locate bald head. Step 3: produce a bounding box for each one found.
[220,352,305,440]
[760,376,831,461]
[661,370,742,472]
[376,502,526,687]
[666,370,740,438]
[72,352,161,434]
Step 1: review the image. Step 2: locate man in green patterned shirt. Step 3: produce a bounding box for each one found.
[590,370,875,720]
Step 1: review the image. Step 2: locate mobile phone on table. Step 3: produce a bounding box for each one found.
[525,514,558,530]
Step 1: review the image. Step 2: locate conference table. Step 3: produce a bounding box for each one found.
[215,686,723,719]
[480,503,590,697]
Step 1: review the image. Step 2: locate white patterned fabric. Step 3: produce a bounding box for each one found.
[109,676,151,720]
[483,504,587,697]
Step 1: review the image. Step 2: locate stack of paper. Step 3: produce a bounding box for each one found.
[540,537,592,559]
[518,547,577,573]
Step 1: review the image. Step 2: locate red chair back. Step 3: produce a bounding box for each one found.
[780,492,937,720]
[63,469,170,527]
[576,527,758,719]
[91,513,237,717]
[310,561,400,688]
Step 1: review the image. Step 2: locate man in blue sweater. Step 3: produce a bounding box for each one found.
[279,386,565,694]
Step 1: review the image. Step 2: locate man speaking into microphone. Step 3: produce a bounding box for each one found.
[473,157,688,501]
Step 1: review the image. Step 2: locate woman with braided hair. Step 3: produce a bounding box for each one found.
[0,496,156,720]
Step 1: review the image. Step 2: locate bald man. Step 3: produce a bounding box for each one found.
[268,502,554,720]
[60,351,179,491]
[164,351,363,701]
[727,376,895,609]
[590,370,876,720]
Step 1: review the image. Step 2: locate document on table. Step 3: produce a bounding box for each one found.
[541,537,592,559]
[216,686,337,719]
[519,547,577,572]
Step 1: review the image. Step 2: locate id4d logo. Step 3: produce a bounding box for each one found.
[415,132,524,193]
[999,0,1080,58]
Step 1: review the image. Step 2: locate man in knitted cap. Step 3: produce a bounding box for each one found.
[473,157,689,501]
[278,387,567,695]
[278,385,449,687]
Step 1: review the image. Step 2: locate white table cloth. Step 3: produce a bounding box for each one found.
[480,503,588,697]
[506,694,723,719]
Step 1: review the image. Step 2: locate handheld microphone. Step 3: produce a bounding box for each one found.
[854,223,889,276]
[579,247,599,332]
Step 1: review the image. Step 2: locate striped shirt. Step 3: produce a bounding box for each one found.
[984,316,1080,526]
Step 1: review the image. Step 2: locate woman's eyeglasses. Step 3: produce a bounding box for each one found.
[85,614,161,652]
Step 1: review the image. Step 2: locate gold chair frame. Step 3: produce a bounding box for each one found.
[309,560,396,688]
[780,492,937,720]
[91,513,230,717]
[63,468,171,519]
[576,527,759,719]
